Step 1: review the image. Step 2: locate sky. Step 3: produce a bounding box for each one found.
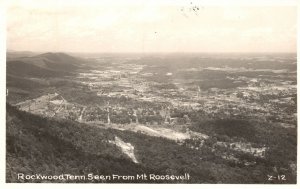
[6,0,297,53]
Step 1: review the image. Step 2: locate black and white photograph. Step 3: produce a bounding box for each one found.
[2,0,298,186]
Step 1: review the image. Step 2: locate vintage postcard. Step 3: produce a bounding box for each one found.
[2,0,298,187]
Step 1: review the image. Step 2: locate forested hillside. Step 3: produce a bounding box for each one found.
[7,103,296,183]
[6,104,158,183]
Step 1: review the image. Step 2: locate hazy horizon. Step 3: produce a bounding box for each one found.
[7,1,297,53]
[6,50,297,54]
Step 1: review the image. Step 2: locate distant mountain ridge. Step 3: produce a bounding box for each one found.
[7,60,66,78]
[6,52,88,103]
[11,52,85,72]
[7,52,88,78]
[37,52,85,66]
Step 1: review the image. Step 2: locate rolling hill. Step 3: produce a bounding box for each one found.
[7,60,67,78]
[6,52,90,103]
[7,52,87,76]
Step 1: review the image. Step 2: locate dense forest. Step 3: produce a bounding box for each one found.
[6,104,160,183]
[6,103,296,183]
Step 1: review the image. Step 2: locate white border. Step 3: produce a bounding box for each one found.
[1,0,299,189]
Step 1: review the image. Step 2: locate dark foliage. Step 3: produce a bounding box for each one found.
[6,104,160,183]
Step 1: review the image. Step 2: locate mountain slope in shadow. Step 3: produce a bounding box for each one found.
[6,104,158,183]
